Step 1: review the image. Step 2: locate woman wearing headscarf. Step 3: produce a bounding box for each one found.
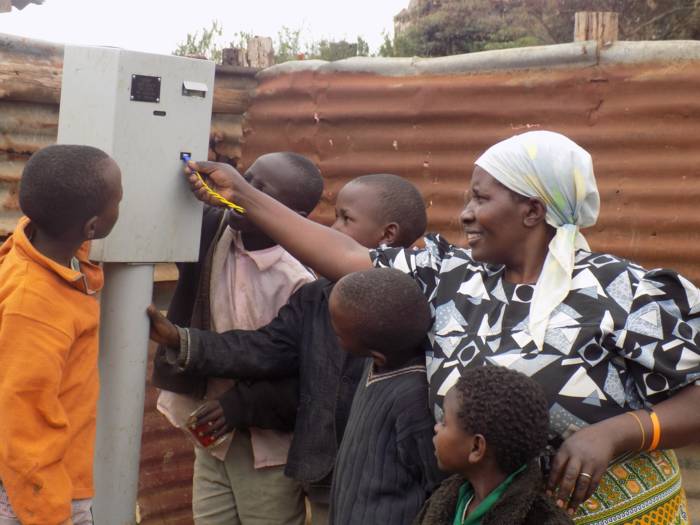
[180,131,699,524]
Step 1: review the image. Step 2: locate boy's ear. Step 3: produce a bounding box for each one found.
[522,198,547,228]
[381,223,400,246]
[467,434,488,464]
[83,216,100,240]
[369,350,388,368]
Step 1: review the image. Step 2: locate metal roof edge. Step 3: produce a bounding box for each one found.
[257,40,700,79]
[599,40,700,64]
[215,64,261,77]
[2,33,262,72]
[0,31,63,58]
[257,42,597,78]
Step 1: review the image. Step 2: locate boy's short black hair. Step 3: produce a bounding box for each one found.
[350,174,427,246]
[19,144,112,237]
[453,366,549,474]
[334,268,430,360]
[275,152,323,214]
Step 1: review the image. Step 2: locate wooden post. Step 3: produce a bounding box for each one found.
[574,11,619,43]
[246,37,275,68]
[222,47,247,67]
[0,0,12,12]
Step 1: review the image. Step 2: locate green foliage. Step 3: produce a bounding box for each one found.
[274,26,372,63]
[229,31,255,50]
[174,23,372,65]
[356,37,370,57]
[381,0,700,58]
[526,0,700,41]
[173,20,224,62]
[173,22,258,64]
[309,36,371,61]
[482,36,542,51]
[381,0,550,57]
[379,30,422,57]
[274,26,306,63]
[174,2,700,64]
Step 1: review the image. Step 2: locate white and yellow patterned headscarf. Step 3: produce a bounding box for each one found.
[475,130,600,350]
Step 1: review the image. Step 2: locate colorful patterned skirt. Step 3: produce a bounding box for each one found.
[573,449,689,524]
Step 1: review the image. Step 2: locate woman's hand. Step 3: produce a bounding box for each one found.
[547,423,617,515]
[146,305,179,348]
[184,160,247,207]
[548,389,700,516]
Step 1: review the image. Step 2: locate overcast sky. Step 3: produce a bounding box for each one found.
[0,0,409,55]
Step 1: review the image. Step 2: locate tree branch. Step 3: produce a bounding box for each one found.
[627,4,695,38]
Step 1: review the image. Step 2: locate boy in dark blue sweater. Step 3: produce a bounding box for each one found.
[328,268,443,525]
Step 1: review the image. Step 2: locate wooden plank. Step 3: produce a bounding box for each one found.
[246,37,274,68]
[222,47,246,67]
[574,11,619,43]
[212,85,252,114]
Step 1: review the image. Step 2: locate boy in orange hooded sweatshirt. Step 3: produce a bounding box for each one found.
[0,145,123,525]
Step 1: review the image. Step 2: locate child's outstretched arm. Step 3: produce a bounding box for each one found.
[185,160,372,281]
[147,292,301,380]
[0,313,76,525]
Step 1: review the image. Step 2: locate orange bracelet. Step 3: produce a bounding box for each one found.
[649,411,661,451]
[626,411,646,451]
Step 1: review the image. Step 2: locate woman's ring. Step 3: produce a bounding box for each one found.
[578,472,593,480]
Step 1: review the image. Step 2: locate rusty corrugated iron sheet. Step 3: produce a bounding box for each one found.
[138,343,195,525]
[0,33,258,525]
[0,34,62,234]
[241,41,700,285]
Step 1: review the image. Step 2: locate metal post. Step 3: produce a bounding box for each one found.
[93,263,155,525]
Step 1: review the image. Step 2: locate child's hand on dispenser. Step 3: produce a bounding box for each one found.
[146,304,180,349]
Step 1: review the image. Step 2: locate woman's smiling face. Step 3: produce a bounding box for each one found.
[460,166,530,266]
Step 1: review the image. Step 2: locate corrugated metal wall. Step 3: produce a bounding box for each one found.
[0,33,257,525]
[0,35,61,234]
[138,344,195,525]
[241,42,700,285]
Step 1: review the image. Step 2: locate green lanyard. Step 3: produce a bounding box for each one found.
[453,464,527,525]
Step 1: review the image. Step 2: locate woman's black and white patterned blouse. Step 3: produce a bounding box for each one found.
[372,234,700,445]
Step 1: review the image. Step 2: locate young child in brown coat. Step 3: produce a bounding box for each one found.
[414,366,573,525]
